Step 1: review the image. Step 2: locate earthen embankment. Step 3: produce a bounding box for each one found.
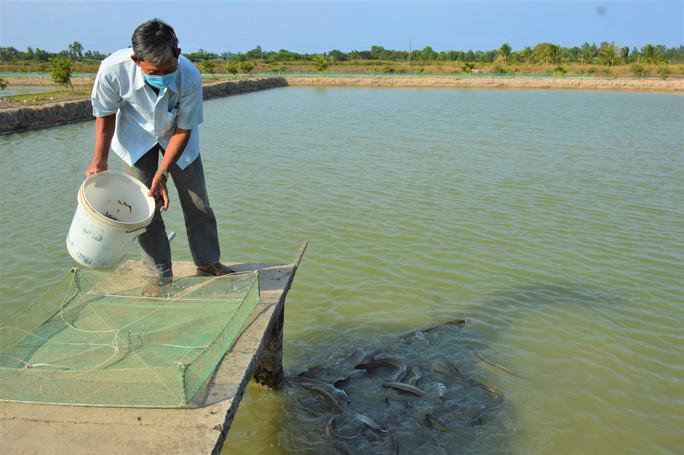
[0,77,287,135]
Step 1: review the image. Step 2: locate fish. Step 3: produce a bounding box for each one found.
[382,381,426,397]
[307,385,345,414]
[399,318,470,341]
[356,355,408,382]
[430,360,460,380]
[340,348,373,367]
[425,413,450,432]
[466,377,506,405]
[325,415,362,440]
[354,414,388,433]
[294,377,351,405]
[469,351,515,377]
[404,366,422,386]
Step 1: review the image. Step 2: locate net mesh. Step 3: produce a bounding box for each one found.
[0,267,260,408]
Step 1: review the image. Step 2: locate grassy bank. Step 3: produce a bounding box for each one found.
[2,72,682,111]
[2,61,684,79]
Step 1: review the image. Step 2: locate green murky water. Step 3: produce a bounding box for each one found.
[1,87,682,454]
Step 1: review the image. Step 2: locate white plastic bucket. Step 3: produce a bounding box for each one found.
[66,170,155,269]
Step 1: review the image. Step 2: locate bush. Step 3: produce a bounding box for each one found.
[0,77,8,90]
[553,65,567,76]
[201,61,216,74]
[313,55,328,72]
[416,66,425,74]
[630,64,646,77]
[226,64,238,75]
[491,64,507,74]
[658,65,670,80]
[49,56,73,88]
[239,62,254,73]
[382,65,395,73]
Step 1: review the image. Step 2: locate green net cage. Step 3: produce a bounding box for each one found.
[0,268,260,408]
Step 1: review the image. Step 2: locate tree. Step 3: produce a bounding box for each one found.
[620,46,630,64]
[643,44,660,64]
[517,46,534,64]
[497,43,512,64]
[534,43,561,64]
[598,42,618,66]
[328,49,347,62]
[420,46,437,61]
[580,42,594,64]
[313,54,328,72]
[245,45,263,60]
[67,41,83,61]
[50,56,74,89]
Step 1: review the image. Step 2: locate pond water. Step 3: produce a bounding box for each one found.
[0,85,55,96]
[0,87,682,454]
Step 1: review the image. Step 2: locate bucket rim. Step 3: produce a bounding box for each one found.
[79,170,155,230]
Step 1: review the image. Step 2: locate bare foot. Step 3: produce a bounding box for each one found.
[142,276,173,297]
[197,262,236,276]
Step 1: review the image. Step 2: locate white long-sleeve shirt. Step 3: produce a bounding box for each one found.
[91,48,203,170]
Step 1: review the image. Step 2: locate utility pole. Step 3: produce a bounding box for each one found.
[408,38,412,70]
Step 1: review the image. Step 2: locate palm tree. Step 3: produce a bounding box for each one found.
[599,42,618,66]
[643,44,660,64]
[497,43,512,64]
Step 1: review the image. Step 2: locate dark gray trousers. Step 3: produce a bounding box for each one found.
[123,145,220,277]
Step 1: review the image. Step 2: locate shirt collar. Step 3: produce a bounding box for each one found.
[132,61,146,91]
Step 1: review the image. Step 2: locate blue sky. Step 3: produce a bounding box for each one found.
[1,1,682,54]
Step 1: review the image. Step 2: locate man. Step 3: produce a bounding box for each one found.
[87,18,233,283]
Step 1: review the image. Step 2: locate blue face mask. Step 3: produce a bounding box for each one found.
[144,71,177,90]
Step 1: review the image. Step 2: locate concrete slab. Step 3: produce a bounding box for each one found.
[0,244,306,455]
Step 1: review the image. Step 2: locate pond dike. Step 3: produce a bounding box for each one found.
[0,77,287,135]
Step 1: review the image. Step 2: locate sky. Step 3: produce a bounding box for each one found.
[0,0,682,54]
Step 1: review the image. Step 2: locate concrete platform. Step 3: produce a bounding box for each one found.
[0,242,307,455]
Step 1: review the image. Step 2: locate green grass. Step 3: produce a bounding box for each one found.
[0,87,90,108]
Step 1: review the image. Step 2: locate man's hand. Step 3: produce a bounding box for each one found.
[85,159,108,177]
[149,171,170,211]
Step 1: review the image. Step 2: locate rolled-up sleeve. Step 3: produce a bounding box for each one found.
[176,78,203,130]
[91,68,121,117]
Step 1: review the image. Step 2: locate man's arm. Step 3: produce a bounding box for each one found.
[86,114,116,176]
[148,127,192,210]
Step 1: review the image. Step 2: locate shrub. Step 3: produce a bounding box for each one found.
[658,65,670,80]
[382,65,395,73]
[49,56,73,89]
[0,77,8,90]
[201,61,216,74]
[239,62,254,73]
[313,55,328,72]
[491,64,507,74]
[226,64,238,75]
[630,64,646,77]
[416,66,425,74]
[553,65,567,76]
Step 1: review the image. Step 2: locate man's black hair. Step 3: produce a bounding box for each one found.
[131,18,179,63]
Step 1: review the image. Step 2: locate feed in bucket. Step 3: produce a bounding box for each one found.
[66,170,155,269]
